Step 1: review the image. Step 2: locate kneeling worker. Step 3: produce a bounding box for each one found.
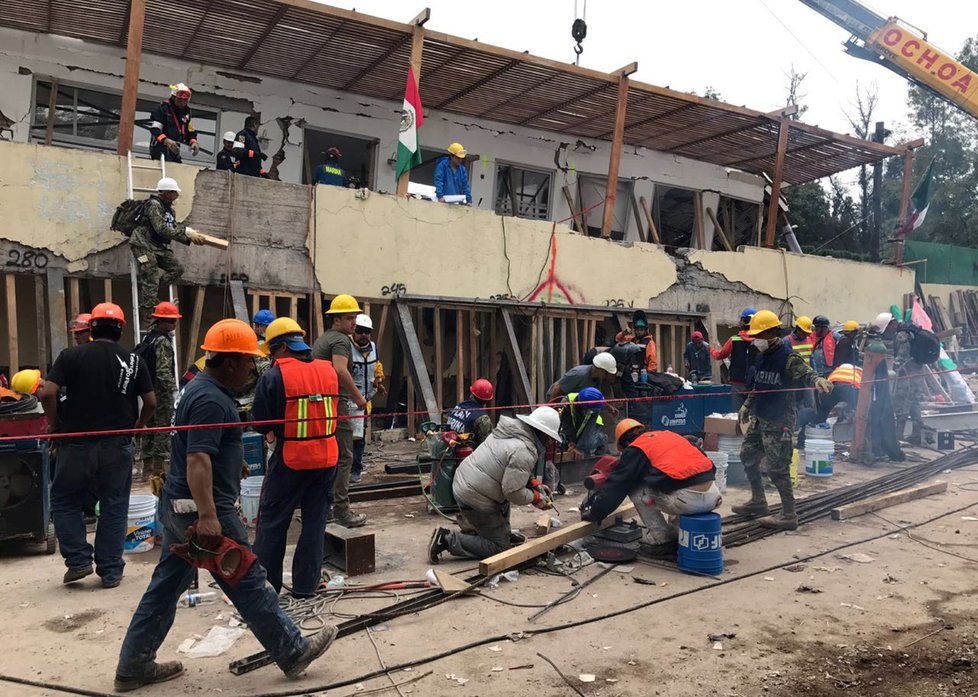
[446,378,494,446]
[581,419,720,557]
[252,318,340,597]
[427,406,562,562]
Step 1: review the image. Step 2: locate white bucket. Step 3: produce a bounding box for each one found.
[804,442,834,478]
[706,451,728,493]
[124,495,157,554]
[805,423,833,442]
[239,476,264,529]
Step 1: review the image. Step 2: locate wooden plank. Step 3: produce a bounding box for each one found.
[434,307,444,413]
[186,286,205,365]
[432,569,473,593]
[479,501,636,576]
[562,185,584,233]
[469,310,479,382]
[248,291,258,321]
[6,274,19,374]
[44,78,59,146]
[706,206,734,251]
[45,268,67,360]
[570,316,580,364]
[489,311,499,415]
[501,309,531,404]
[831,482,948,521]
[116,0,145,155]
[68,277,80,320]
[313,292,324,336]
[638,195,661,244]
[544,315,555,388]
[559,317,567,376]
[391,300,440,423]
[290,294,298,321]
[692,191,705,250]
[376,303,390,350]
[630,193,647,243]
[103,277,113,303]
[456,309,465,404]
[600,67,633,238]
[706,313,722,383]
[229,280,250,323]
[764,118,790,248]
[395,23,425,197]
[530,314,538,402]
[535,513,552,536]
[34,275,48,370]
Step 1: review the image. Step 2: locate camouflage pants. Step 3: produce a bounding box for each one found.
[740,417,794,488]
[131,243,183,330]
[140,399,174,472]
[892,360,925,431]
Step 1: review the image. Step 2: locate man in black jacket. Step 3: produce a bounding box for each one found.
[234,117,268,177]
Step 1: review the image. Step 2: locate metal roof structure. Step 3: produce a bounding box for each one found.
[1,0,907,185]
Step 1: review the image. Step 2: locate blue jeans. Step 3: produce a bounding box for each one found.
[116,498,306,678]
[253,464,336,596]
[51,436,134,580]
[352,439,366,476]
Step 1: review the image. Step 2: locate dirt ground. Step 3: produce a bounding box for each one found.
[1,438,977,697]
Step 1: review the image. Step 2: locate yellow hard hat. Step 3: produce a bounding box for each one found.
[326,294,363,315]
[794,315,813,334]
[264,317,305,345]
[447,142,466,158]
[11,369,42,395]
[843,320,859,332]
[748,310,781,336]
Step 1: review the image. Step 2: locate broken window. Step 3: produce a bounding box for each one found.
[576,175,636,240]
[652,185,696,249]
[494,164,553,220]
[713,196,760,249]
[301,127,378,188]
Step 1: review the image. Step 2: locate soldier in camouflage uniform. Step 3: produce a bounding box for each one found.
[732,310,832,530]
[889,321,926,445]
[137,302,182,488]
[128,177,205,331]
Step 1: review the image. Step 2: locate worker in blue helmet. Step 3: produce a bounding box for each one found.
[558,386,608,458]
[710,307,758,410]
[252,309,275,344]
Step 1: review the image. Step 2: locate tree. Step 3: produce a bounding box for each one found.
[844,82,879,253]
[784,65,809,120]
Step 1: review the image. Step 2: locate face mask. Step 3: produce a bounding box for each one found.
[753,338,769,353]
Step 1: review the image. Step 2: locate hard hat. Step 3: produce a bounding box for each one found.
[355,314,373,330]
[812,315,830,328]
[156,177,181,193]
[151,301,182,319]
[470,378,494,401]
[516,406,561,441]
[223,131,237,142]
[873,312,893,332]
[11,369,42,395]
[632,309,648,328]
[264,317,310,352]
[740,307,757,320]
[327,146,342,159]
[747,309,781,336]
[592,351,617,375]
[691,331,704,340]
[252,309,275,327]
[69,313,92,333]
[447,142,466,158]
[843,320,859,332]
[326,294,363,315]
[90,302,126,326]
[576,387,605,411]
[794,316,813,334]
[170,83,192,99]
[200,319,263,356]
[614,418,644,450]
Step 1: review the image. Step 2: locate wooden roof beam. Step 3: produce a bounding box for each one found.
[343,34,412,90]
[236,5,289,69]
[594,101,696,140]
[288,19,350,80]
[272,0,415,35]
[663,120,766,154]
[430,56,523,110]
[182,0,218,56]
[517,81,615,127]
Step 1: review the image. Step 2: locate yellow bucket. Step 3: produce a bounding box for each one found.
[790,449,799,487]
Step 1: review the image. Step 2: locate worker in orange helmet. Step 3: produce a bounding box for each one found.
[69,313,92,345]
[135,301,182,488]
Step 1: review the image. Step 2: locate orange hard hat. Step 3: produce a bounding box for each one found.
[69,313,92,333]
[90,302,126,326]
[200,319,263,356]
[614,418,644,450]
[152,301,183,319]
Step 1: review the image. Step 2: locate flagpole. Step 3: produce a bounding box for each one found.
[396,16,427,197]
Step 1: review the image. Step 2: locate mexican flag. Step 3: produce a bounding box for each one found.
[396,66,423,180]
[895,161,934,240]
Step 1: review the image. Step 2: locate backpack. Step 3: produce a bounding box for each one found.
[906,324,941,365]
[111,199,147,236]
[133,332,161,384]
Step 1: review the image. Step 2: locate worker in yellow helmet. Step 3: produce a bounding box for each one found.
[10,369,44,395]
[832,320,862,369]
[434,142,472,204]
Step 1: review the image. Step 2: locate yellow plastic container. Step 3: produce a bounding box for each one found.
[790,448,799,487]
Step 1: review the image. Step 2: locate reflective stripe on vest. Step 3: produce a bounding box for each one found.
[789,336,813,362]
[278,357,340,470]
[828,364,862,386]
[567,392,603,438]
[628,430,712,481]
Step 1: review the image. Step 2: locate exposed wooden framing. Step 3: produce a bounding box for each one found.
[764,118,790,248]
[391,300,439,423]
[654,323,662,370]
[630,193,646,243]
[544,315,555,389]
[600,64,637,239]
[562,186,584,233]
[186,286,205,367]
[851,349,886,463]
[469,310,479,384]
[895,146,917,265]
[706,313,722,383]
[433,308,443,413]
[395,21,426,197]
[44,78,59,146]
[692,191,705,250]
[343,34,413,90]
[313,292,324,335]
[68,277,80,320]
[559,318,568,377]
[117,0,146,157]
[34,276,48,370]
[376,303,390,349]
[103,278,113,303]
[570,316,580,366]
[501,309,531,404]
[831,482,947,521]
[431,57,520,110]
[229,280,250,323]
[530,314,538,401]
[5,274,19,375]
[489,312,499,416]
[455,309,465,404]
[45,268,67,361]
[288,20,351,80]
[706,207,734,251]
[289,295,298,320]
[236,5,289,69]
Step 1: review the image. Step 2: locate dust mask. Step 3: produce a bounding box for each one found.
[753,338,769,353]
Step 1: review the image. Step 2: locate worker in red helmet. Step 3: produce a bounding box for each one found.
[69,313,93,345]
[314,147,348,187]
[683,330,711,382]
[580,420,720,559]
[148,83,198,163]
[446,378,494,447]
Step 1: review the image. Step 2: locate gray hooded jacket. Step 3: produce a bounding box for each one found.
[452,415,543,511]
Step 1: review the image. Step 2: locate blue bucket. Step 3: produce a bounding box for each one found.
[677,512,723,576]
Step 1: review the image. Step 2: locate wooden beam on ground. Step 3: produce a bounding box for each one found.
[479,501,636,576]
[34,276,48,369]
[229,280,250,323]
[45,268,67,360]
[116,0,146,156]
[706,207,734,251]
[5,274,18,374]
[600,65,636,239]
[501,309,531,404]
[831,481,947,521]
[391,299,440,423]
[186,286,205,365]
[764,118,790,248]
[639,195,661,244]
[395,21,426,197]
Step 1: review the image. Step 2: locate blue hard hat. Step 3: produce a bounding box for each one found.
[577,387,605,411]
[252,309,275,326]
[740,307,757,319]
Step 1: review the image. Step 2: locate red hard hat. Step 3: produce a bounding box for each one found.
[327,146,342,159]
[470,378,494,401]
[692,331,704,340]
[69,313,92,333]
[90,302,126,326]
[152,301,183,319]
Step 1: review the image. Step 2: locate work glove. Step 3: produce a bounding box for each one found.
[190,141,200,156]
[738,403,750,425]
[532,489,553,510]
[814,377,833,394]
[186,229,206,246]
[163,138,181,156]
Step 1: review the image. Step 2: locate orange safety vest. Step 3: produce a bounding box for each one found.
[828,364,862,386]
[628,431,712,481]
[277,357,340,470]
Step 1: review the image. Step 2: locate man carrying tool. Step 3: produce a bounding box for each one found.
[581,419,720,558]
[252,318,339,597]
[557,387,607,457]
[312,294,369,528]
[234,116,268,177]
[216,131,237,171]
[115,319,336,692]
[731,310,832,530]
[548,352,619,416]
[40,303,156,588]
[349,314,385,482]
[710,307,757,409]
[446,379,495,448]
[128,177,207,330]
[434,142,472,204]
[69,313,92,345]
[148,83,198,163]
[427,406,562,562]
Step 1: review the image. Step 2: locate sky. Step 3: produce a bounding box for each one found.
[325,0,976,147]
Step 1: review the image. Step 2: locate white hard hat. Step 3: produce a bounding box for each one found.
[873,312,893,332]
[355,314,373,330]
[517,406,562,441]
[222,131,236,142]
[592,351,617,375]
[156,177,181,193]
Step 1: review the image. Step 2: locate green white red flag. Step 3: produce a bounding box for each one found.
[396,66,423,180]
[895,161,934,240]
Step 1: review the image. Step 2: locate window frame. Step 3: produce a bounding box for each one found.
[492,160,555,221]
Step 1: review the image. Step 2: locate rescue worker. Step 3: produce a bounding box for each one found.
[890,319,932,446]
[312,294,369,528]
[833,320,861,368]
[581,419,720,558]
[427,406,562,562]
[129,177,206,330]
[252,318,339,597]
[39,303,156,588]
[69,313,92,344]
[786,316,814,365]
[732,310,832,530]
[314,147,348,187]
[349,314,385,483]
[252,309,275,350]
[683,331,711,381]
[797,363,861,449]
[234,116,268,177]
[548,352,619,416]
[434,142,472,204]
[711,307,757,409]
[810,315,836,377]
[148,83,198,163]
[216,131,237,171]
[10,368,43,395]
[446,379,495,447]
[135,301,181,487]
[558,386,607,457]
[615,310,657,372]
[115,319,336,692]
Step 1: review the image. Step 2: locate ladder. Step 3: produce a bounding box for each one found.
[125,151,181,389]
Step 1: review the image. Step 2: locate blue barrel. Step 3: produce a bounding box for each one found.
[677,512,723,576]
[242,432,265,477]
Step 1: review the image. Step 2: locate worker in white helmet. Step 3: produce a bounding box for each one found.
[548,351,619,416]
[216,131,237,172]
